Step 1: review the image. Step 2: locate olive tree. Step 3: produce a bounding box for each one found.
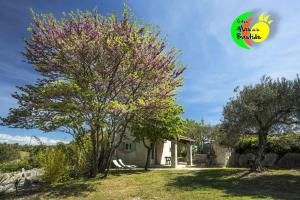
[221,76,300,171]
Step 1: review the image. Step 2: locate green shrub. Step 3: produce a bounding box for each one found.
[28,155,40,168]
[0,159,32,172]
[68,144,91,178]
[38,141,92,183]
[69,135,93,178]
[0,143,20,163]
[39,144,71,183]
[235,133,300,156]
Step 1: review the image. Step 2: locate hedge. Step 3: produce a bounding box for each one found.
[235,133,300,156]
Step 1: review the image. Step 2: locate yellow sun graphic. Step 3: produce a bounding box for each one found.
[251,12,273,43]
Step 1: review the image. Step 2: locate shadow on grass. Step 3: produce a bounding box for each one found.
[109,169,147,177]
[3,170,148,199]
[3,179,96,200]
[167,169,300,200]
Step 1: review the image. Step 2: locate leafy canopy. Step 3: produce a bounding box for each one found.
[221,76,300,146]
[132,100,185,145]
[1,7,184,134]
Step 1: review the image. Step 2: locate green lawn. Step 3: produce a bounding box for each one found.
[6,168,300,200]
[19,151,30,160]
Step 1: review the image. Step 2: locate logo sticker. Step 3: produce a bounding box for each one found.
[231,12,273,49]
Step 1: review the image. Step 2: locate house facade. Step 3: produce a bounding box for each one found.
[115,135,195,168]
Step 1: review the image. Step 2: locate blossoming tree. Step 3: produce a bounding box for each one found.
[1,7,185,177]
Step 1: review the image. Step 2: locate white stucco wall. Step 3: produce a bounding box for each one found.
[115,134,172,167]
[156,140,172,165]
[116,138,149,167]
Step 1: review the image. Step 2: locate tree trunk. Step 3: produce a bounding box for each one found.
[101,120,129,178]
[90,150,98,178]
[90,131,99,178]
[145,147,152,171]
[102,147,115,178]
[98,149,107,173]
[98,139,110,173]
[252,131,267,172]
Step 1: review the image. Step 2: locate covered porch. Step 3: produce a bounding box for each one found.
[170,136,195,168]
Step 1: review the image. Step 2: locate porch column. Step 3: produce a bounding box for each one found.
[171,140,177,168]
[187,143,193,166]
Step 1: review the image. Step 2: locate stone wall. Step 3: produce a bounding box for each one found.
[213,142,231,167]
[193,154,208,167]
[276,153,300,169]
[226,152,300,169]
[208,141,300,169]
[193,142,232,168]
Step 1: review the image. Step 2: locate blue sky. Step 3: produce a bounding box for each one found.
[0,0,300,144]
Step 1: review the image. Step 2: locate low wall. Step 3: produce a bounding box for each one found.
[193,154,207,165]
[227,152,300,169]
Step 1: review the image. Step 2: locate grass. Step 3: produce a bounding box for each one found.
[5,168,300,200]
[19,151,30,159]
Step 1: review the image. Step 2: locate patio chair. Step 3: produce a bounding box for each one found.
[117,159,137,169]
[112,159,124,169]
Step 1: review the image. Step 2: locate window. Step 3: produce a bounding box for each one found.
[122,142,135,152]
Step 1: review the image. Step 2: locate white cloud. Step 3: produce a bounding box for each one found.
[210,106,223,114]
[0,133,69,145]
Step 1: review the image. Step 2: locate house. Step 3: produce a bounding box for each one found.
[115,135,195,168]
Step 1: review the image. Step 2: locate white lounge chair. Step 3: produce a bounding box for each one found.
[112,159,124,169]
[117,159,137,168]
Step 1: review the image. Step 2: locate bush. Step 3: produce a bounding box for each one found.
[38,140,92,183]
[0,159,32,173]
[28,155,40,168]
[69,135,93,178]
[39,144,71,183]
[68,144,91,178]
[235,133,300,156]
[0,143,20,163]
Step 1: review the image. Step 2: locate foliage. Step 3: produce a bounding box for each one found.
[133,101,185,143]
[0,159,32,173]
[39,143,72,183]
[0,142,45,172]
[38,139,92,183]
[1,5,184,177]
[184,119,219,154]
[132,100,185,170]
[68,136,93,178]
[0,143,20,163]
[235,133,300,156]
[221,76,300,171]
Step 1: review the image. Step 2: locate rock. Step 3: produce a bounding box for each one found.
[23,178,32,189]
[262,153,279,167]
[276,153,300,169]
[238,153,255,167]
[25,172,31,178]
